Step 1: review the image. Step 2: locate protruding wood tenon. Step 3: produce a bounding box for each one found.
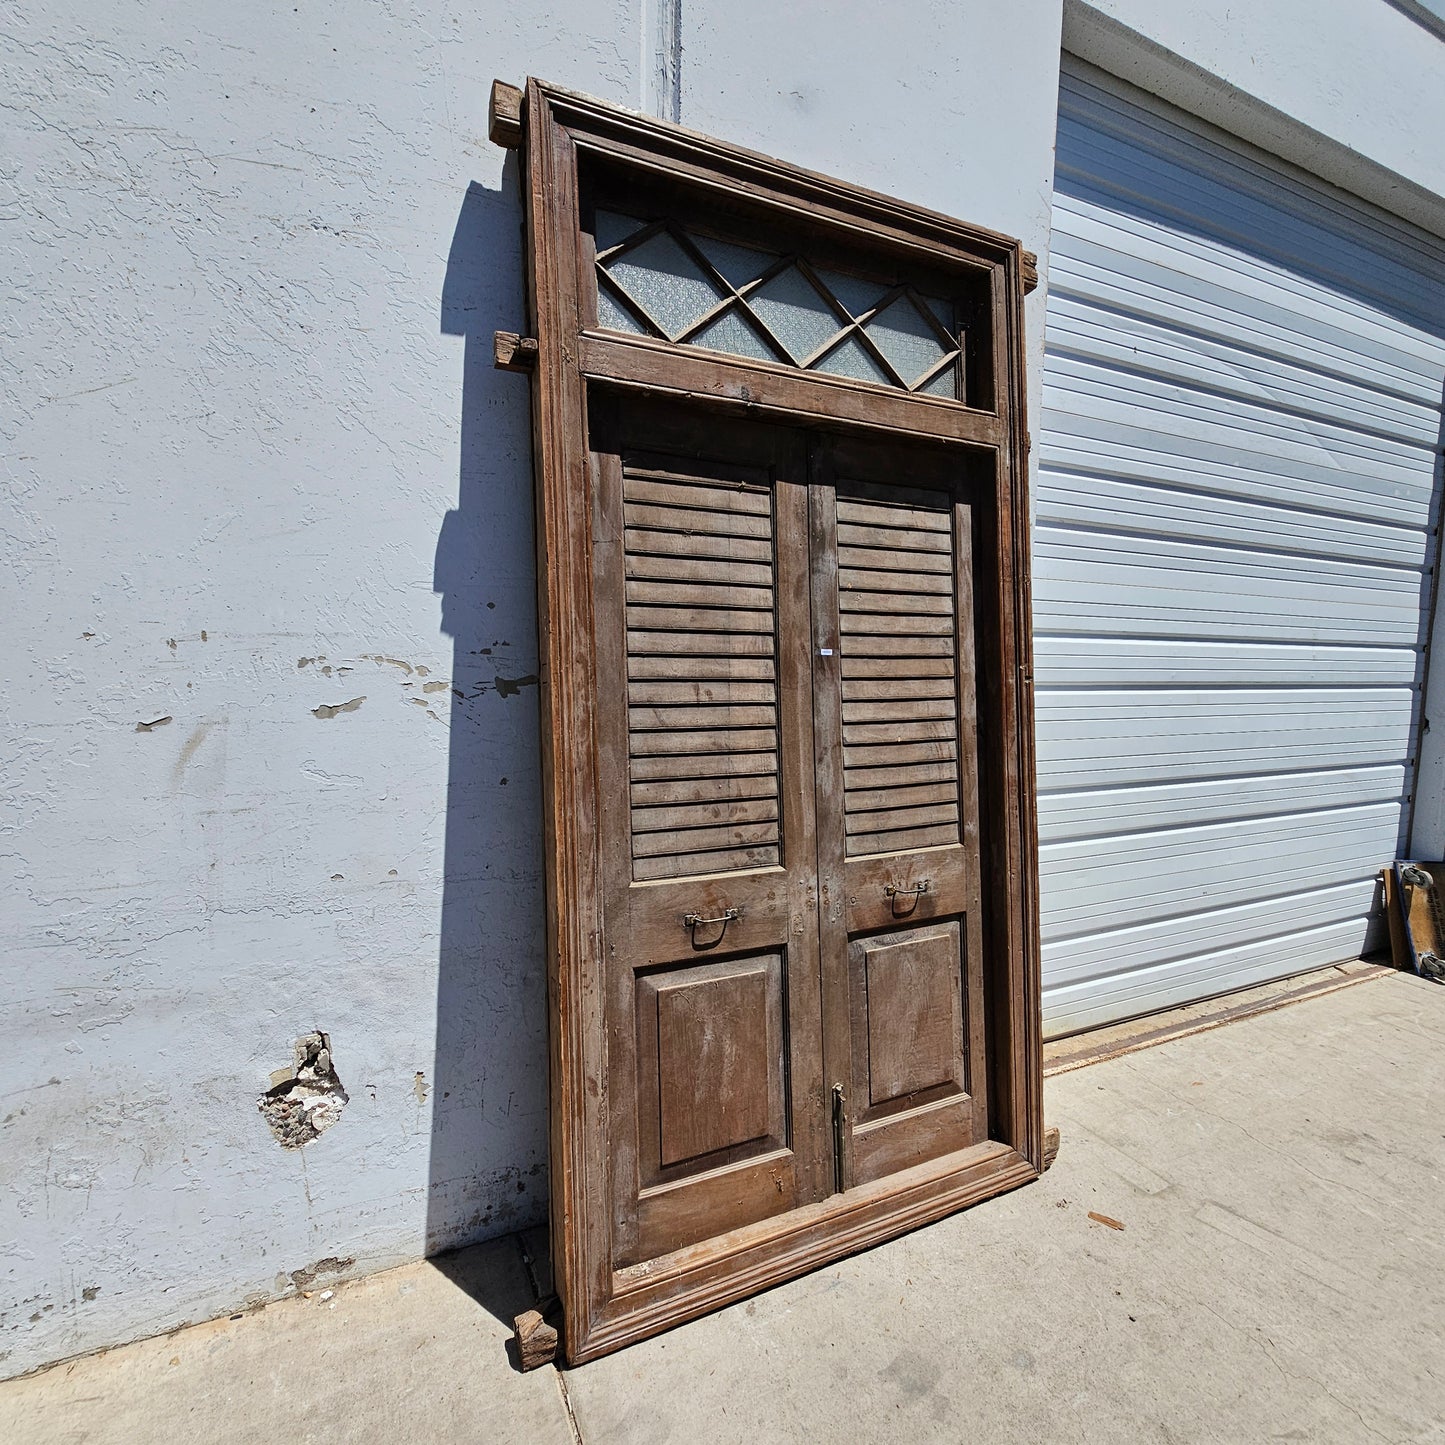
[494,331,539,371]
[489,80,523,149]
[1021,250,1039,293]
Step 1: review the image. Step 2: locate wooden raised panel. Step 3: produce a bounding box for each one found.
[512,75,1041,1365]
[638,954,786,1174]
[860,928,965,1109]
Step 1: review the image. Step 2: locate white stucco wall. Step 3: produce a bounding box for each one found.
[0,0,1068,1380]
[1,0,645,1380]
[4,0,1441,1383]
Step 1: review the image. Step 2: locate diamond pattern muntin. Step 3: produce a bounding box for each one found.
[921,293,955,333]
[919,366,959,398]
[865,296,949,387]
[814,334,890,385]
[693,235,776,290]
[595,281,639,333]
[813,267,890,322]
[594,213,964,399]
[607,230,723,339]
[595,209,647,254]
[691,307,784,364]
[747,265,844,363]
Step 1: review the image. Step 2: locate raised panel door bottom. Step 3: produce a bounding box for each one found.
[848,919,982,1185]
[621,950,801,1267]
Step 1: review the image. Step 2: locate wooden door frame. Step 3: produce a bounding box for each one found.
[491,77,1043,1364]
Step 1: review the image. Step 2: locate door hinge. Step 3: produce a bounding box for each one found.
[831,1082,846,1194]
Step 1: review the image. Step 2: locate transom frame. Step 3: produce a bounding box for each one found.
[592,213,966,395]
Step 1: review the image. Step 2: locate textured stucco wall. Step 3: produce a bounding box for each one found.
[0,0,643,1379]
[0,0,1069,1381]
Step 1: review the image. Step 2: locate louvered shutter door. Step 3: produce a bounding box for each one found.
[624,466,783,880]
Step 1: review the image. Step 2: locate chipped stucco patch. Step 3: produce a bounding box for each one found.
[258,1033,349,1148]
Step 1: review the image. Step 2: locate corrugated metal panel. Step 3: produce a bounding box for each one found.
[1038,65,1445,1037]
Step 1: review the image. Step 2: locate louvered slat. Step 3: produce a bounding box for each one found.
[837,493,962,857]
[625,469,781,879]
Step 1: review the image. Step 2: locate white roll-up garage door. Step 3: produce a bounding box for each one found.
[1037,63,1445,1036]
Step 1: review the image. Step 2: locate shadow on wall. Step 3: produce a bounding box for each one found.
[429,167,550,1308]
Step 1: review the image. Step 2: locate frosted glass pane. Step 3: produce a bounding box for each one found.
[864,297,947,386]
[693,235,775,290]
[922,293,956,336]
[596,281,641,333]
[814,268,889,321]
[813,334,890,385]
[690,306,783,364]
[595,210,646,253]
[748,266,843,362]
[606,231,723,338]
[919,363,959,398]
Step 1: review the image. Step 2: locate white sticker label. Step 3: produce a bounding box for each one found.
[818,648,834,656]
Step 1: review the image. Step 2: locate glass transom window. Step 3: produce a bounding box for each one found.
[593,211,963,399]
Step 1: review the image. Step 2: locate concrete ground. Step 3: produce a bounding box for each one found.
[5,970,1443,1444]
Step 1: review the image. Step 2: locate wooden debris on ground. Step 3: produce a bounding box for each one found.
[513,1307,559,1370]
[1042,1124,1060,1171]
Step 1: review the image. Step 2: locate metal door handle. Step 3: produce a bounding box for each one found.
[883,881,930,899]
[684,907,738,930]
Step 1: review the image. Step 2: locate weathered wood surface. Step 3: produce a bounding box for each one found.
[513,1308,558,1370]
[512,75,1042,1366]
[489,79,523,148]
[493,331,538,371]
[1042,1124,1060,1171]
[1382,867,1409,971]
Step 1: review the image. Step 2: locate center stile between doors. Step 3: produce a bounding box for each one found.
[493,76,1043,1363]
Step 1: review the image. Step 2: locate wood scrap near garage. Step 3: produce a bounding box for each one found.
[1384,861,1445,982]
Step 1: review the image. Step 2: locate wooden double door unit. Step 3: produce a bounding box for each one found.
[496,76,1042,1362]
[594,403,989,1273]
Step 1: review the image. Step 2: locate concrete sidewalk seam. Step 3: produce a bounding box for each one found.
[555,1365,584,1444]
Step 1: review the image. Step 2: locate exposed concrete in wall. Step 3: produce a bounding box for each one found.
[257,1033,349,1149]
